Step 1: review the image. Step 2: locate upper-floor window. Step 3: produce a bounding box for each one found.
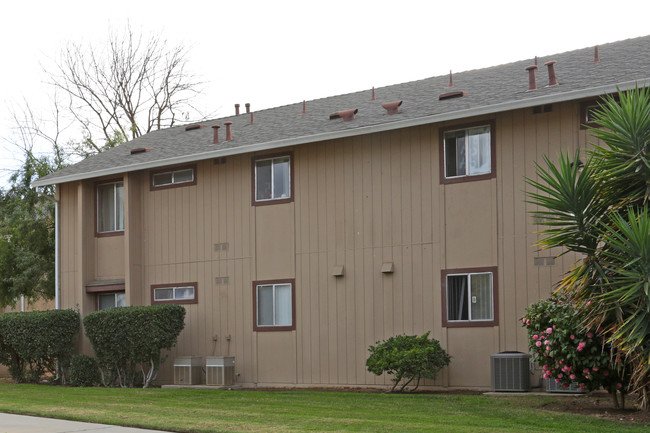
[442,267,498,328]
[253,154,293,205]
[97,180,124,235]
[440,121,495,184]
[151,282,198,305]
[150,165,196,190]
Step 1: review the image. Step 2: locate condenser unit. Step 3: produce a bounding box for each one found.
[206,356,235,386]
[173,356,203,385]
[546,379,586,393]
[490,352,531,392]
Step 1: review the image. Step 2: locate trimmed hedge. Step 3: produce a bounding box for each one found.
[0,309,80,383]
[69,354,101,387]
[83,304,185,388]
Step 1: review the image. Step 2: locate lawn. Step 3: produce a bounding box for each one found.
[0,384,646,433]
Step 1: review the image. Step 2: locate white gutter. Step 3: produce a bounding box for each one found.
[31,79,650,188]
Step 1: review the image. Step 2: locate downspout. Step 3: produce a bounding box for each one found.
[55,196,60,310]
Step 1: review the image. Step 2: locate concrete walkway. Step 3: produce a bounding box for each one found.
[0,413,171,433]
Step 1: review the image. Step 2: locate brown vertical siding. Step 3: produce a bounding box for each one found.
[57,101,587,388]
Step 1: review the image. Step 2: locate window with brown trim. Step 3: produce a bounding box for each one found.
[441,267,498,328]
[96,179,124,236]
[253,279,296,331]
[97,292,126,310]
[151,282,198,305]
[440,120,496,184]
[580,100,601,129]
[252,153,294,205]
[150,165,197,190]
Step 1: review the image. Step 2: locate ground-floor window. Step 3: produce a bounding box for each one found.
[253,279,295,331]
[441,267,498,327]
[97,292,126,310]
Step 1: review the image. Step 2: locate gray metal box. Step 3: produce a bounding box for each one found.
[490,352,531,392]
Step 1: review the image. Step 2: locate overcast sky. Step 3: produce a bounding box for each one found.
[1,0,649,186]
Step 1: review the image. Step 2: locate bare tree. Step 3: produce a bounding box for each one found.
[49,24,203,157]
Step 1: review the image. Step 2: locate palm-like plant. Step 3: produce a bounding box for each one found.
[527,86,650,409]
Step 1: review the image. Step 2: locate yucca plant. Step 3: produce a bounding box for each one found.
[527,86,650,410]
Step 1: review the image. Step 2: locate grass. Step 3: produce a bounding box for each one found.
[0,384,647,432]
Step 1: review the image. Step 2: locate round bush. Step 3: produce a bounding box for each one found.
[69,354,101,387]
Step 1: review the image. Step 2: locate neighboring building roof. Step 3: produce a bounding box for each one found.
[33,35,650,187]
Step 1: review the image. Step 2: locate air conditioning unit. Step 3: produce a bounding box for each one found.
[206,356,235,386]
[173,356,203,385]
[490,352,531,392]
[546,379,586,393]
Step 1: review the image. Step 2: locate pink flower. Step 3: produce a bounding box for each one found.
[583,368,590,374]
[546,346,551,351]
[592,366,599,372]
[562,383,569,388]
[570,334,575,340]
[577,342,586,352]
[536,341,542,347]
[569,374,576,380]
[587,332,593,338]
[546,327,553,334]
[533,335,539,340]
[579,383,585,389]
[543,374,550,379]
[526,319,531,325]
[558,374,564,379]
[522,318,526,324]
[587,301,591,306]
[544,340,550,345]
[555,379,560,383]
[617,383,623,389]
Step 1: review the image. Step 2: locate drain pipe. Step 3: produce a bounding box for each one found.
[55,197,59,310]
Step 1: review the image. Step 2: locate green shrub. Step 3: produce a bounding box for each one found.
[83,304,185,388]
[366,332,451,392]
[69,354,101,387]
[0,309,80,383]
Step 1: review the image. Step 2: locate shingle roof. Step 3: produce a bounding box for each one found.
[33,35,650,187]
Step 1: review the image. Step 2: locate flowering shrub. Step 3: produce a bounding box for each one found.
[522,296,628,394]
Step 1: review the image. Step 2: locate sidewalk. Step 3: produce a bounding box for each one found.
[0,413,171,433]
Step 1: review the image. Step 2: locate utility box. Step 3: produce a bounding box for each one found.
[206,356,235,386]
[174,356,203,385]
[490,352,531,392]
[546,379,586,393]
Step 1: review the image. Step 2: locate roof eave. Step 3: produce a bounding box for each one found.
[31,78,649,188]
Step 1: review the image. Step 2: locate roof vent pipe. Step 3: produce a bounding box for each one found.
[212,125,220,144]
[593,45,600,63]
[302,100,306,115]
[245,103,250,113]
[525,65,538,91]
[448,70,454,87]
[250,112,254,125]
[534,56,538,66]
[544,60,558,86]
[382,101,402,115]
[235,104,240,115]
[329,109,358,122]
[224,121,233,141]
[371,87,376,101]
